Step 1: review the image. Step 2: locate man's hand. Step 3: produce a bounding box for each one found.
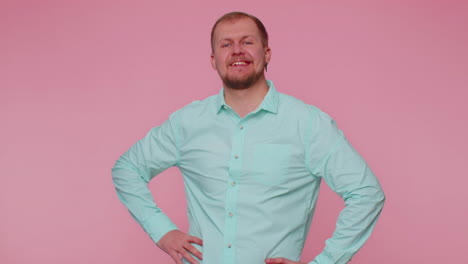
[265,257,306,264]
[157,230,203,264]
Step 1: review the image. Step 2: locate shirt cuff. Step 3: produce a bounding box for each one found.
[140,212,179,244]
[310,252,354,264]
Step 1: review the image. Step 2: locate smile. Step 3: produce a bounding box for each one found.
[230,61,250,66]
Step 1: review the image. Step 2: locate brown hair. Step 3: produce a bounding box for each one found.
[210,11,269,52]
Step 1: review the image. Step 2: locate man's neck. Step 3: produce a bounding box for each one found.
[224,78,269,118]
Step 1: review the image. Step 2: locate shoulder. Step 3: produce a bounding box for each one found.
[168,93,218,123]
[276,92,338,134]
[277,92,323,119]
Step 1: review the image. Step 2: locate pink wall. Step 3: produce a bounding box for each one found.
[2,1,467,263]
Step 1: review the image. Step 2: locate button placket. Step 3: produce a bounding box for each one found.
[222,120,246,264]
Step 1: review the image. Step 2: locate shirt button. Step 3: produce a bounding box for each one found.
[231,181,236,186]
[227,243,232,248]
[240,125,244,130]
[234,154,239,159]
[228,212,234,217]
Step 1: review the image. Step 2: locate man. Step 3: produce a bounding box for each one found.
[112,11,385,264]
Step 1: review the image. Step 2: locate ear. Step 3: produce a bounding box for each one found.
[210,53,217,70]
[264,46,272,65]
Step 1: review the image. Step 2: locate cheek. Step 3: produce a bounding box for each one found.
[214,58,228,74]
[216,58,226,70]
[252,49,265,62]
[214,54,228,67]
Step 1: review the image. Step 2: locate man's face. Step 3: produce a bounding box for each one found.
[211,18,271,89]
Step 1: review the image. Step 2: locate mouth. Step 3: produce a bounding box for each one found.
[229,60,251,67]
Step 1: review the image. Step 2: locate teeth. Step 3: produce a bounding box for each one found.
[232,61,248,66]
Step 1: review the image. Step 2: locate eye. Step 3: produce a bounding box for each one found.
[221,43,231,48]
[243,41,253,45]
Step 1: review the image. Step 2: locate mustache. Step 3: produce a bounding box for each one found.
[228,57,252,64]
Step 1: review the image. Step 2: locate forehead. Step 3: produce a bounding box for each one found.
[213,18,260,41]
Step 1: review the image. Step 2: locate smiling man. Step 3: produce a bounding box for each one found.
[112,12,385,264]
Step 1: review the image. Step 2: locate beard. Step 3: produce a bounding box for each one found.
[222,68,264,90]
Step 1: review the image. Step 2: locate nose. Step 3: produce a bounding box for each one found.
[232,43,244,55]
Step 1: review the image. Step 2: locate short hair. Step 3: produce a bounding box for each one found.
[210,11,269,52]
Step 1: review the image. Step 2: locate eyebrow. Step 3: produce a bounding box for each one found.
[217,35,257,44]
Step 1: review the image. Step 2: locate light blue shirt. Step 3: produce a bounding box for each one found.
[112,80,385,264]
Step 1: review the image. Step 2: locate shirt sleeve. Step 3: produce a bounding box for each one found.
[111,116,180,244]
[306,108,385,264]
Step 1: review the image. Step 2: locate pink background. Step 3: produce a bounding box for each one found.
[2,1,468,263]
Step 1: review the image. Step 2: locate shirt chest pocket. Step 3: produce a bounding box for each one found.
[251,144,291,186]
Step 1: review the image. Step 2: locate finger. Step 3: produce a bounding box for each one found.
[265,258,287,264]
[180,249,199,264]
[188,236,203,246]
[169,252,183,264]
[183,243,203,260]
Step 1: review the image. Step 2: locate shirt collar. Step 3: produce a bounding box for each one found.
[216,80,279,115]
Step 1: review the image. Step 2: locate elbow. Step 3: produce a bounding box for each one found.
[350,185,386,209]
[111,158,126,184]
[111,162,120,186]
[375,187,386,210]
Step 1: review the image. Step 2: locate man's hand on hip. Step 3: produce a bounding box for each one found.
[157,230,203,264]
[265,257,306,264]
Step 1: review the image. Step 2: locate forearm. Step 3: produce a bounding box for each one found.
[312,136,385,263]
[112,161,178,243]
[111,121,180,243]
[311,180,385,263]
